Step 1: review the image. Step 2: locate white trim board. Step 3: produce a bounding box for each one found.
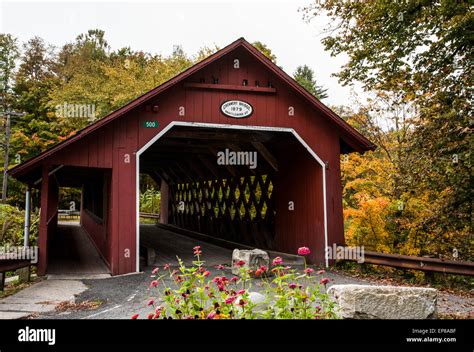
[135,121,329,272]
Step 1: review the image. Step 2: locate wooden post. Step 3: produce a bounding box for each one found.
[160,179,169,225]
[38,165,50,276]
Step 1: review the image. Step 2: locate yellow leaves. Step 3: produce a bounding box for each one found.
[344,196,392,253]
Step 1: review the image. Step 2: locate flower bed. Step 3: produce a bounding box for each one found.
[133,246,338,320]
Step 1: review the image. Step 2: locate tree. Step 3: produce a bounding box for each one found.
[293,65,328,99]
[306,0,473,261]
[252,41,277,63]
[0,34,19,104]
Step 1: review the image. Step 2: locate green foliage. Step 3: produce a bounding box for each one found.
[0,203,38,246]
[307,1,473,262]
[293,65,328,99]
[139,247,337,320]
[252,41,277,63]
[140,188,160,214]
[0,33,19,101]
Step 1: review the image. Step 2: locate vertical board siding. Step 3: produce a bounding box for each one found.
[39,47,349,274]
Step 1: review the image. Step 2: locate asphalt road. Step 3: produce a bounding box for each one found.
[35,265,473,319]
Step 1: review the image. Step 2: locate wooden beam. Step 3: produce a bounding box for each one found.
[251,141,279,171]
[183,82,276,94]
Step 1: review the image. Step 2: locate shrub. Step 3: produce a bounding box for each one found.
[0,204,39,246]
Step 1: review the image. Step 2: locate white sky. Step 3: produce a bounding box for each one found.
[0,0,365,107]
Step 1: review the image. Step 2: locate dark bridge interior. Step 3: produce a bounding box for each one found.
[140,126,305,250]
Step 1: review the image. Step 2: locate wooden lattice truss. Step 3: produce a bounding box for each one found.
[169,173,275,249]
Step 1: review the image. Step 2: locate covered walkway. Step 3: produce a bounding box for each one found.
[47,223,110,276]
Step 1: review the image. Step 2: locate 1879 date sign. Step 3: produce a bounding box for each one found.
[220,100,253,119]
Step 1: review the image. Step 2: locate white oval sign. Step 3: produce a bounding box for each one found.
[220,100,253,119]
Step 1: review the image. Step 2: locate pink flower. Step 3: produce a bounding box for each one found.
[149,280,159,288]
[289,283,297,289]
[298,247,311,256]
[207,311,216,319]
[304,268,314,275]
[147,299,155,306]
[272,257,283,266]
[320,278,330,285]
[203,271,210,277]
[131,314,139,320]
[225,296,236,305]
[255,269,263,276]
[316,270,325,275]
[259,265,268,272]
[193,245,201,251]
[235,260,246,267]
[215,264,225,270]
[163,264,170,270]
[230,276,239,282]
[152,267,159,274]
[236,289,246,295]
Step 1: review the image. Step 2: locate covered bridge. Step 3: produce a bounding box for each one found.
[9,38,375,276]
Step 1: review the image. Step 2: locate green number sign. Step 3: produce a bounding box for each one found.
[143,121,159,128]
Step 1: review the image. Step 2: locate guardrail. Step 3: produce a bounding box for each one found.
[347,250,474,276]
[139,212,160,219]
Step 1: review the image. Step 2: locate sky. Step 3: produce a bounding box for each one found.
[0,0,365,107]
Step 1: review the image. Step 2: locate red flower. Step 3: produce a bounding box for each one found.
[225,296,236,305]
[147,299,155,306]
[320,278,330,285]
[149,280,159,288]
[297,247,311,256]
[152,267,159,274]
[131,314,139,320]
[207,311,216,319]
[230,276,239,282]
[236,289,246,295]
[259,265,268,272]
[272,257,283,266]
[304,268,314,275]
[316,269,325,275]
[147,313,154,320]
[235,260,246,267]
[215,264,225,270]
[255,269,263,276]
[203,271,210,277]
[289,282,297,289]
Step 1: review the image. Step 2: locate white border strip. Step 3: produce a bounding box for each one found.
[135,121,329,272]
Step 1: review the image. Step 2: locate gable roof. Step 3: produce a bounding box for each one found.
[9,37,375,180]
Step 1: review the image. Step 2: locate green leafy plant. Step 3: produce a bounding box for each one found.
[134,246,338,320]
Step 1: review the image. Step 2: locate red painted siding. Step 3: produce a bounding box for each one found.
[34,44,356,274]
